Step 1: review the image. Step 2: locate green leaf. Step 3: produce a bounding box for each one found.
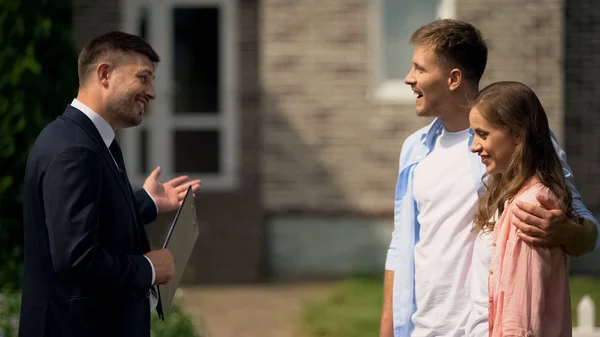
[0,0,78,293]
[0,176,14,194]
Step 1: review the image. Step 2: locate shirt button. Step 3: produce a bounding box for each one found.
[492,242,496,247]
[490,270,494,274]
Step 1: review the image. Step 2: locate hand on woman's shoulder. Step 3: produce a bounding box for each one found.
[513,180,559,211]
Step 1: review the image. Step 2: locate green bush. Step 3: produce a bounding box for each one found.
[151,289,201,337]
[0,289,201,337]
[0,0,79,290]
[0,290,21,337]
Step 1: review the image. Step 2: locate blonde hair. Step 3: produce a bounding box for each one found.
[472,81,573,233]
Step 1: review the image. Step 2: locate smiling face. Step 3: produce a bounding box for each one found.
[404,45,452,117]
[105,53,157,129]
[469,105,518,175]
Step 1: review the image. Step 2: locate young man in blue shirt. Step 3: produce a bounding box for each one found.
[378,19,599,337]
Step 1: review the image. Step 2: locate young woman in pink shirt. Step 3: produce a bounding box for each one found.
[468,81,572,337]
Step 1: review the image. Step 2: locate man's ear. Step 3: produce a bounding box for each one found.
[448,68,462,92]
[96,62,112,88]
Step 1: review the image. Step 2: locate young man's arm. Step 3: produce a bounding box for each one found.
[511,137,599,256]
[380,220,403,337]
[379,270,395,337]
[511,201,597,256]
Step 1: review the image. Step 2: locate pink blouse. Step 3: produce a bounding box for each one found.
[488,177,571,337]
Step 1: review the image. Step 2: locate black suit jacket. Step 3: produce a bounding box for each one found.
[19,106,158,337]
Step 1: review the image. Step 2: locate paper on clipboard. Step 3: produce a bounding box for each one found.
[158,185,199,313]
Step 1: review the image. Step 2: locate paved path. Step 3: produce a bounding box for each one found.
[180,282,335,337]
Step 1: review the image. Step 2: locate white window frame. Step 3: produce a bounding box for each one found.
[121,0,239,190]
[370,0,456,103]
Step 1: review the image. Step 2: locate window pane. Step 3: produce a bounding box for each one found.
[173,130,220,173]
[139,5,149,40]
[381,0,439,80]
[139,129,149,174]
[173,7,220,114]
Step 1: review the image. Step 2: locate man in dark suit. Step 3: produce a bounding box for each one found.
[19,31,201,337]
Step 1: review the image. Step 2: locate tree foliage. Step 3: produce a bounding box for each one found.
[0,0,79,290]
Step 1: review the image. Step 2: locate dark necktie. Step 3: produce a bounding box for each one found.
[108,139,164,320]
[109,140,125,175]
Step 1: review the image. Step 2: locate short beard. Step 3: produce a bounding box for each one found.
[107,91,141,129]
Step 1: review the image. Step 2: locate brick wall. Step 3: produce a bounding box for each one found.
[261,0,429,215]
[72,0,121,48]
[458,0,564,143]
[565,0,600,217]
[564,0,600,275]
[261,0,564,215]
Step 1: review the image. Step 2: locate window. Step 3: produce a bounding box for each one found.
[371,0,455,102]
[121,0,239,190]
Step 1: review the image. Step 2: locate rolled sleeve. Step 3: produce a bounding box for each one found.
[554,138,600,250]
[385,235,402,271]
[571,196,600,250]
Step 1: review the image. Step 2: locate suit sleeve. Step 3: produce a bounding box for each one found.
[134,189,158,225]
[43,144,152,293]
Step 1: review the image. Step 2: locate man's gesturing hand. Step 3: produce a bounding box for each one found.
[143,166,201,213]
[144,249,175,285]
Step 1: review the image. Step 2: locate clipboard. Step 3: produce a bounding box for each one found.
[158,185,199,313]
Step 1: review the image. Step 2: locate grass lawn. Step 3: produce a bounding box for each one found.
[300,274,600,337]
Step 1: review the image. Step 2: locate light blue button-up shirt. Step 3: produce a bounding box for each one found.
[385,118,600,337]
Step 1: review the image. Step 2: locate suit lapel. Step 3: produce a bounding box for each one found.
[118,158,152,252]
[109,141,151,253]
[62,106,140,227]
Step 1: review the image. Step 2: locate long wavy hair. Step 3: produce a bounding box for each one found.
[472,81,573,233]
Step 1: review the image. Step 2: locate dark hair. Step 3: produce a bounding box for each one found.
[77,31,160,85]
[411,19,487,83]
[472,81,573,233]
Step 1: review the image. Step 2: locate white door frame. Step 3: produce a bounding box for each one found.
[120,0,239,190]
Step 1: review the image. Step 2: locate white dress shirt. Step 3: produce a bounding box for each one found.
[71,98,158,311]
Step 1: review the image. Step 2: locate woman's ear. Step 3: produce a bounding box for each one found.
[514,132,524,146]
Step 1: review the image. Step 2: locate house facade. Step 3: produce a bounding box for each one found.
[70,0,600,284]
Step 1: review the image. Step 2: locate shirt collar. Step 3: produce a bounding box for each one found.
[419,118,474,150]
[420,118,444,150]
[70,98,115,148]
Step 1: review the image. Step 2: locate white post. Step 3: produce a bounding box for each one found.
[576,295,596,334]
